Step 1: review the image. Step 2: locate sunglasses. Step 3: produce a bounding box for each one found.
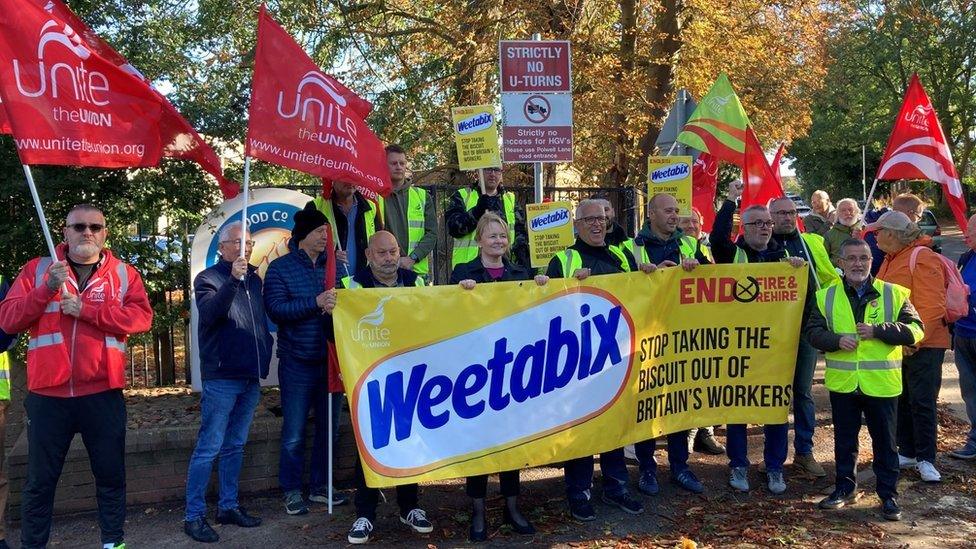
[67,223,105,233]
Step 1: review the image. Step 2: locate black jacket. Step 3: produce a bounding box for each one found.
[450,256,532,284]
[806,276,923,352]
[635,226,711,265]
[605,222,628,247]
[343,267,423,288]
[445,184,529,266]
[545,238,639,278]
[710,199,789,264]
[326,191,381,277]
[194,260,273,380]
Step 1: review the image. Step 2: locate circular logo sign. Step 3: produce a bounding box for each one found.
[524,95,551,124]
[733,276,761,303]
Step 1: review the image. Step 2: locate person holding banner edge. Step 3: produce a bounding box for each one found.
[806,238,923,521]
[546,199,655,521]
[447,167,529,269]
[626,193,710,495]
[711,183,807,495]
[452,212,548,541]
[770,196,840,479]
[335,231,434,544]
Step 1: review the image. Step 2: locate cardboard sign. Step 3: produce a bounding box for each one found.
[526,201,575,268]
[452,105,501,170]
[647,155,693,214]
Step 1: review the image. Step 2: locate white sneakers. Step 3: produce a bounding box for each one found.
[917,460,941,483]
[898,454,917,469]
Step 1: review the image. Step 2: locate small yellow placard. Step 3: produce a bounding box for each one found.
[526,201,575,268]
[452,105,501,170]
[647,155,693,214]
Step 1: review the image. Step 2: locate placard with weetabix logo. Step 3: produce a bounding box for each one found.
[452,104,501,170]
[526,201,575,268]
[647,155,693,214]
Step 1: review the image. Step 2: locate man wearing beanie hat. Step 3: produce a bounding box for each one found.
[263,202,349,515]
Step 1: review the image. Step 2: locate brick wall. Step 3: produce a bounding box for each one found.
[7,412,358,518]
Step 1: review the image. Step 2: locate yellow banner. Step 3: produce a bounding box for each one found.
[452,105,501,170]
[647,155,693,214]
[334,263,807,487]
[526,201,575,268]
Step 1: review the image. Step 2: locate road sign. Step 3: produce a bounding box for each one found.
[501,93,572,162]
[499,40,572,93]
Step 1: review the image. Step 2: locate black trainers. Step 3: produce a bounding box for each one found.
[348,517,374,544]
[400,508,434,533]
[184,518,219,543]
[308,486,350,506]
[882,497,902,521]
[568,497,596,521]
[818,489,858,510]
[283,491,308,516]
[694,432,726,455]
[601,491,644,514]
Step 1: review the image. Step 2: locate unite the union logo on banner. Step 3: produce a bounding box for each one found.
[351,296,392,349]
[352,288,635,476]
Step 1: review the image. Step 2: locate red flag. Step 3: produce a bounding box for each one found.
[0,0,236,198]
[876,73,967,230]
[247,7,391,196]
[691,152,718,232]
[741,127,785,212]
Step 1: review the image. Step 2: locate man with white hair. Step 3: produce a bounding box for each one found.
[546,199,654,522]
[824,198,863,266]
[184,222,273,542]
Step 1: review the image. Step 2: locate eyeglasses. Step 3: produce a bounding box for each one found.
[67,223,105,233]
[744,220,774,228]
[772,210,798,216]
[842,255,871,263]
[577,216,608,226]
[221,239,256,247]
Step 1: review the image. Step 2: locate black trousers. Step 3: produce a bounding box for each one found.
[830,390,899,499]
[897,348,945,462]
[465,471,520,498]
[22,390,126,548]
[353,458,418,521]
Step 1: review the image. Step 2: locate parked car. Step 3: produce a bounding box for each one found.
[796,205,812,218]
[918,209,942,246]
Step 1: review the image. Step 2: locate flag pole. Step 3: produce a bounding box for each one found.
[328,395,333,515]
[665,141,679,156]
[478,168,486,195]
[864,178,880,214]
[22,165,59,260]
[240,156,252,267]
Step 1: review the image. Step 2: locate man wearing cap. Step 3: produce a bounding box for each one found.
[870,210,948,483]
[769,196,840,479]
[337,232,433,544]
[711,183,807,495]
[446,167,528,269]
[263,202,348,516]
[807,238,923,522]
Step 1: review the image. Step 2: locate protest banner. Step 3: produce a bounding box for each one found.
[526,201,574,268]
[452,105,501,170]
[334,262,807,487]
[647,155,694,214]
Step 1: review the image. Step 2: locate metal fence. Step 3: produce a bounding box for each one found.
[127,184,644,387]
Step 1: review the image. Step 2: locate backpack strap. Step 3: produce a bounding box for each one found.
[908,245,927,273]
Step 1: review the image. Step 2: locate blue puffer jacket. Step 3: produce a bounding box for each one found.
[263,239,335,364]
[195,261,274,380]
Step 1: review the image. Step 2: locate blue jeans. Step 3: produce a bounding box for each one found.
[955,335,976,451]
[726,423,788,473]
[792,339,818,455]
[564,448,628,500]
[278,358,343,494]
[185,379,260,521]
[634,431,690,477]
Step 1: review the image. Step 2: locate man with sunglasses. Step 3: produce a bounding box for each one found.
[711,184,806,495]
[0,204,153,549]
[769,197,840,480]
[183,222,273,543]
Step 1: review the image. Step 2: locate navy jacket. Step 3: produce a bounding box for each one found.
[0,277,15,352]
[195,261,273,380]
[343,268,423,288]
[264,239,334,364]
[450,256,532,284]
[710,200,789,264]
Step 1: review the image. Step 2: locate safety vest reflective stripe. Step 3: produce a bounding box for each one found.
[557,246,631,276]
[116,263,128,299]
[452,189,516,268]
[622,239,649,265]
[406,187,429,275]
[105,336,126,353]
[44,302,59,313]
[824,359,900,371]
[35,257,52,287]
[29,333,64,350]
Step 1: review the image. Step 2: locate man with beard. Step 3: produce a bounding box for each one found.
[338,231,431,544]
[0,204,153,549]
[825,199,863,267]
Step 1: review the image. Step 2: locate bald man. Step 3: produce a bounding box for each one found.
[336,231,430,543]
